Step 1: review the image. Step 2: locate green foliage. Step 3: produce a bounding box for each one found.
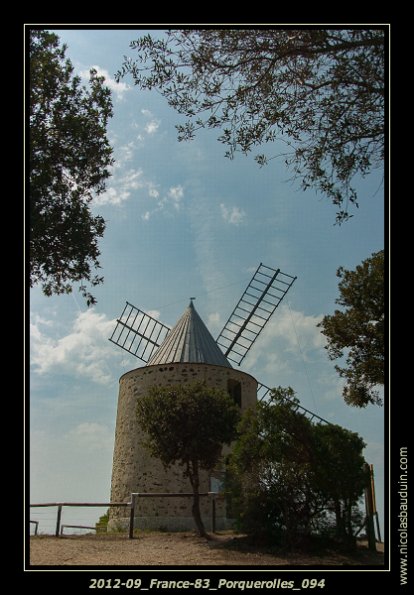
[318,250,384,406]
[95,509,109,533]
[310,423,368,545]
[29,30,114,305]
[137,382,240,470]
[227,387,367,548]
[117,29,384,223]
[137,382,240,537]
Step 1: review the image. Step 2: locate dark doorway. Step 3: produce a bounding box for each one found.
[227,379,242,407]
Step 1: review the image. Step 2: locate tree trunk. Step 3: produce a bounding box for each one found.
[334,499,345,540]
[345,499,356,549]
[188,460,208,538]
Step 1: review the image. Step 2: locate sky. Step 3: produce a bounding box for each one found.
[29,28,385,537]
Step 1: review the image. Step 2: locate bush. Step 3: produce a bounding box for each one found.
[95,510,109,533]
[227,387,367,550]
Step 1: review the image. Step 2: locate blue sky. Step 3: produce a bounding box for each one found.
[29,28,385,535]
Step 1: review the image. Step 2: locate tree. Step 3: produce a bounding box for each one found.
[95,509,109,533]
[227,387,318,547]
[30,30,114,305]
[318,250,384,407]
[136,382,240,537]
[117,29,384,223]
[227,387,367,548]
[311,424,367,544]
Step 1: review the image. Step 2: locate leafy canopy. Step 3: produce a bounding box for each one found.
[117,29,384,223]
[228,387,367,547]
[137,381,240,537]
[318,250,384,407]
[30,30,114,305]
[137,382,240,471]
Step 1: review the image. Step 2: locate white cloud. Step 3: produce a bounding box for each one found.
[95,164,164,209]
[208,312,222,333]
[145,121,160,135]
[30,314,54,342]
[168,185,184,210]
[208,312,221,324]
[96,186,131,206]
[141,184,185,220]
[185,179,231,307]
[244,305,326,370]
[30,309,117,385]
[265,306,326,352]
[80,65,130,100]
[220,203,246,225]
[118,141,135,163]
[146,310,161,319]
[148,184,160,199]
[141,108,161,135]
[94,169,145,206]
[123,169,144,190]
[261,351,290,376]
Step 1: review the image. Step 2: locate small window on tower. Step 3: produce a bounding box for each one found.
[227,379,242,408]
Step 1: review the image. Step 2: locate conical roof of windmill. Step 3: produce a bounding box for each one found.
[147,300,232,368]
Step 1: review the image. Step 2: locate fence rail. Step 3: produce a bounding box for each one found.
[61,524,97,535]
[30,502,130,508]
[30,492,220,538]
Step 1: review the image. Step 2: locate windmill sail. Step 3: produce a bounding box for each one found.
[216,263,296,366]
[109,302,170,363]
[257,383,331,425]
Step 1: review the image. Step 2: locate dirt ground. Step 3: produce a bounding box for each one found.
[29,532,385,567]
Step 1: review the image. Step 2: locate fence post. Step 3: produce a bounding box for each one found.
[212,496,216,533]
[370,464,382,543]
[364,463,376,552]
[55,505,62,537]
[129,494,136,539]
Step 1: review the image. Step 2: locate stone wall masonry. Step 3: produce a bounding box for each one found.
[109,362,257,531]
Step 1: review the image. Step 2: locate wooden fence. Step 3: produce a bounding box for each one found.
[30,492,220,539]
[30,520,39,536]
[61,524,97,535]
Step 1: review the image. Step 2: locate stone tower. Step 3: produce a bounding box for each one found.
[108,301,257,531]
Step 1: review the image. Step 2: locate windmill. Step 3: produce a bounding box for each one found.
[109,262,329,425]
[107,263,329,532]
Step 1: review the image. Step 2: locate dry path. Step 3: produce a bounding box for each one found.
[30,533,384,567]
